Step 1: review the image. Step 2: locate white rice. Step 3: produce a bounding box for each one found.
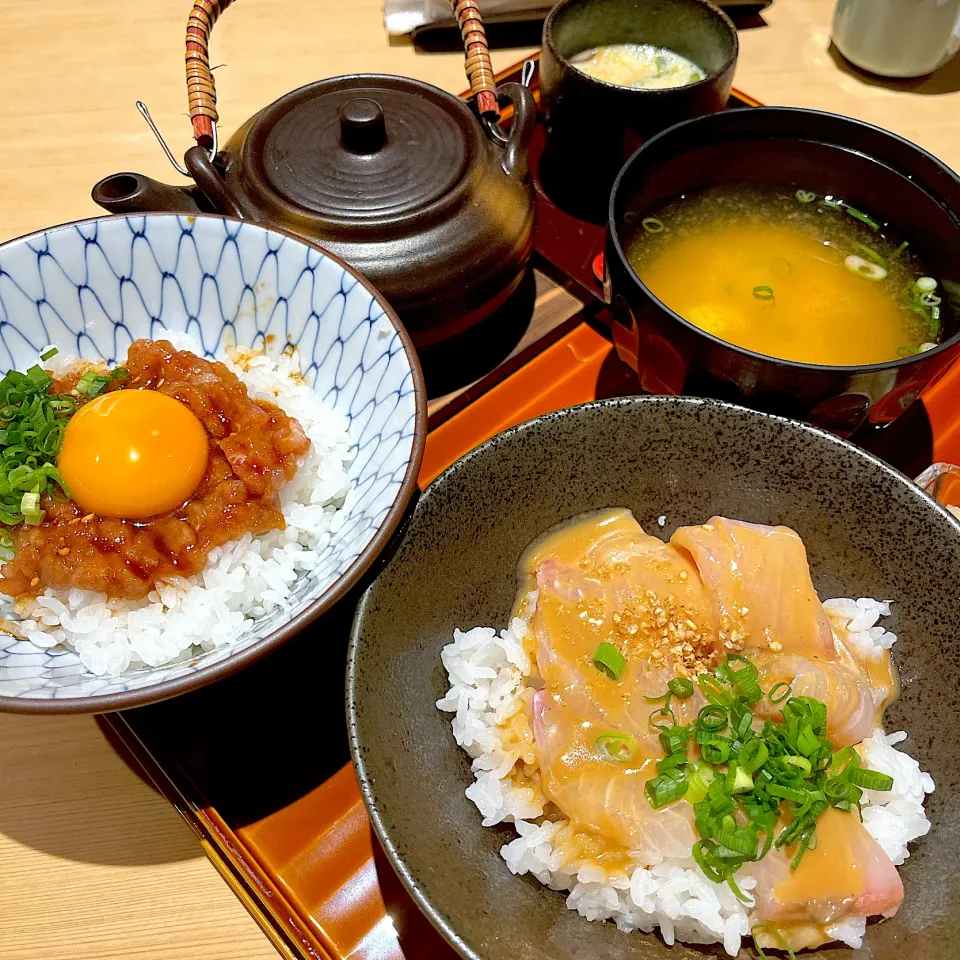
[0,329,353,677]
[438,596,934,956]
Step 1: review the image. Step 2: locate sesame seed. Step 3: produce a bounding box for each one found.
[57,547,70,556]
[30,577,40,587]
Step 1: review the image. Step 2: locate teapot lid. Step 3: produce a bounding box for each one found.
[238,75,484,226]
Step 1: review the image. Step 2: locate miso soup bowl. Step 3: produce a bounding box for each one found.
[539,0,738,222]
[606,106,960,435]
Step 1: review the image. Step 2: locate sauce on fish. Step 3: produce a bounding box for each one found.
[512,508,901,950]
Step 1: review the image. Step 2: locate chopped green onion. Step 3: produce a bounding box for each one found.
[845,206,880,231]
[717,827,758,858]
[26,365,52,389]
[731,668,763,704]
[645,653,880,888]
[892,240,910,259]
[692,840,726,883]
[731,767,754,794]
[847,768,894,791]
[698,704,728,732]
[752,285,775,301]
[752,924,797,960]
[595,733,638,762]
[829,745,860,776]
[657,751,688,773]
[767,783,807,803]
[850,241,886,267]
[768,681,791,704]
[592,642,625,680]
[825,777,863,803]
[726,876,755,905]
[686,762,715,804]
[39,347,58,362]
[0,533,14,562]
[649,706,676,731]
[790,829,816,869]
[795,189,816,204]
[896,345,917,358]
[915,276,938,294]
[698,673,733,706]
[822,196,842,210]
[0,353,77,535]
[76,370,99,395]
[645,773,688,808]
[844,255,887,280]
[659,725,689,756]
[641,217,664,234]
[20,491,43,526]
[739,739,769,774]
[783,755,813,776]
[76,366,129,399]
[702,737,730,765]
[668,676,694,699]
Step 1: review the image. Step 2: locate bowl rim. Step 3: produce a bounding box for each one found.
[346,393,960,960]
[0,212,428,715]
[543,0,740,95]
[607,104,960,374]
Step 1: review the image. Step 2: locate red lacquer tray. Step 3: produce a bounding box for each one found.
[101,58,960,960]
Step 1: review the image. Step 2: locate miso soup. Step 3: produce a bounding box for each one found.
[625,184,944,366]
[570,43,706,90]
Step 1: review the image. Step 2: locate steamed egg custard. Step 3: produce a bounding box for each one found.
[625,183,945,365]
[0,338,311,601]
[58,389,209,520]
[439,509,934,956]
[570,43,706,90]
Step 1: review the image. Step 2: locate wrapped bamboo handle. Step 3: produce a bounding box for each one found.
[184,0,499,145]
[186,0,235,148]
[452,0,500,118]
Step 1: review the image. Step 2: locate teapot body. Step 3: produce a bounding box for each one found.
[218,78,535,346]
[93,75,536,350]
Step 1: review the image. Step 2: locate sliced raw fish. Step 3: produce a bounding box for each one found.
[746,808,903,949]
[752,653,884,746]
[672,517,835,659]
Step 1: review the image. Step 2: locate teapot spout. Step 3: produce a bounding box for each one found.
[91,172,202,216]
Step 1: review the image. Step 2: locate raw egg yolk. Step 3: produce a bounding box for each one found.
[58,389,209,520]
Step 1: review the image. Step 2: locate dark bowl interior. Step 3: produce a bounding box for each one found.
[348,396,960,960]
[547,0,737,78]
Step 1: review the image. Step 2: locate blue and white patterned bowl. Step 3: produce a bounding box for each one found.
[0,214,426,713]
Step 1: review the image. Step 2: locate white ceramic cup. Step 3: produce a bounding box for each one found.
[832,0,960,77]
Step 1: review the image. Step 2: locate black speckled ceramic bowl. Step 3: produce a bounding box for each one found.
[347,396,960,960]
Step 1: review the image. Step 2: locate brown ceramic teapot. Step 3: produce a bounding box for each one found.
[92,0,536,348]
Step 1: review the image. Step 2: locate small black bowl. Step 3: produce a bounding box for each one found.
[539,0,738,222]
[606,106,960,435]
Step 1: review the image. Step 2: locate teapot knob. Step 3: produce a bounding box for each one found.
[339,99,386,154]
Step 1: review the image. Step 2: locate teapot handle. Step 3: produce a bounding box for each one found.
[185,0,235,150]
[451,0,499,119]
[183,0,501,149]
[487,83,536,183]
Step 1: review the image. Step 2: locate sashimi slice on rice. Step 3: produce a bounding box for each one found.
[437,510,934,956]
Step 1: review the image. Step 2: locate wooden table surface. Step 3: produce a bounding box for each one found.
[0,1,957,957]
